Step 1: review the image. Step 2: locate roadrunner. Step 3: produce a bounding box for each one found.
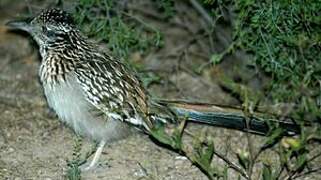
[6,8,300,170]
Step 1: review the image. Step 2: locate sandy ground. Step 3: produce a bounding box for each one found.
[0,1,320,180]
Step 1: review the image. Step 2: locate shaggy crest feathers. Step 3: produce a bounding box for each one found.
[35,8,74,26]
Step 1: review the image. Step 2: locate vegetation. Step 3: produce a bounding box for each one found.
[232,0,321,121]
[69,0,321,179]
[73,0,163,59]
[203,1,321,179]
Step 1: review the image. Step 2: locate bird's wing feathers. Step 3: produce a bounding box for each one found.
[74,55,153,130]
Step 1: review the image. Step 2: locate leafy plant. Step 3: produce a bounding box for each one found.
[74,0,163,59]
[70,0,321,179]
[232,0,321,120]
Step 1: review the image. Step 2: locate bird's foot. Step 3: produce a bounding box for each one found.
[80,140,106,172]
[79,162,98,172]
[79,161,110,173]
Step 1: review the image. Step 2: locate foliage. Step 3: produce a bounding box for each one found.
[71,0,321,179]
[203,0,321,179]
[74,0,163,59]
[65,136,83,180]
[150,120,225,180]
[74,0,164,87]
[65,136,97,180]
[155,0,175,18]
[233,0,321,120]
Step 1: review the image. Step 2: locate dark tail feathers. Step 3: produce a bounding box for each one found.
[157,100,301,135]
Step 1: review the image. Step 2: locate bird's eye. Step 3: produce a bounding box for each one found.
[42,26,56,38]
[46,30,56,38]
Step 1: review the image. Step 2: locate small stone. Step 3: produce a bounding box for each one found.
[8,147,14,153]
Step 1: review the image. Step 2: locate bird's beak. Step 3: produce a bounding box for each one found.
[5,18,33,32]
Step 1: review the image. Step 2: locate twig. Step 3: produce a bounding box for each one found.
[189,0,213,26]
[213,147,249,179]
[243,102,257,180]
[127,4,168,21]
[25,0,33,14]
[184,130,249,179]
[121,11,159,33]
[282,152,321,179]
[276,165,285,180]
[163,28,206,59]
[307,151,321,163]
[137,162,149,178]
[179,51,219,91]
[291,167,321,179]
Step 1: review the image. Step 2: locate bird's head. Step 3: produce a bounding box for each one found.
[6,8,76,47]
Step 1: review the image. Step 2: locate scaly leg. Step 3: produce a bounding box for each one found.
[81,140,106,171]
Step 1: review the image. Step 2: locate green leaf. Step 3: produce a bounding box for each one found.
[237,150,249,170]
[260,127,284,151]
[223,166,228,180]
[66,164,81,180]
[262,164,273,180]
[140,72,162,87]
[210,54,223,65]
[294,153,307,172]
[150,126,176,148]
[201,141,215,166]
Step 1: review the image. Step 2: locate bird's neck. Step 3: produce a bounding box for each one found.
[41,31,94,59]
[38,32,99,86]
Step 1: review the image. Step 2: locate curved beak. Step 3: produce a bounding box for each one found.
[5,18,33,32]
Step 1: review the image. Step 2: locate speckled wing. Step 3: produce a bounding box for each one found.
[74,54,153,130]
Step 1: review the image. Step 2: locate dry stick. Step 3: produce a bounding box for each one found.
[127,4,195,32]
[180,51,218,89]
[131,2,199,35]
[189,0,213,26]
[131,2,211,61]
[291,167,321,179]
[213,148,249,179]
[165,36,197,58]
[284,151,321,180]
[184,130,249,179]
[280,153,299,179]
[189,51,211,61]
[25,0,34,14]
[243,102,257,180]
[137,162,152,179]
[189,0,217,53]
[307,151,321,163]
[163,29,209,61]
[276,165,286,180]
[284,170,299,180]
[175,7,211,56]
[174,49,220,95]
[121,11,159,33]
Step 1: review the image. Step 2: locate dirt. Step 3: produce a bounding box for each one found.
[0,1,320,180]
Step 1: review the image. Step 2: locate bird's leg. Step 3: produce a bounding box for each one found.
[81,140,106,171]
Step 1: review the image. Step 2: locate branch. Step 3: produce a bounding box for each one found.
[189,0,213,25]
[184,130,249,179]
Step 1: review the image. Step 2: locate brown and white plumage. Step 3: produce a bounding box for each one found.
[6,8,157,170]
[33,9,152,134]
[6,8,300,171]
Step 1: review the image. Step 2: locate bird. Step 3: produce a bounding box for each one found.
[5,8,300,171]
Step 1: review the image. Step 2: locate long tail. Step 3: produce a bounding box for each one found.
[156,100,301,135]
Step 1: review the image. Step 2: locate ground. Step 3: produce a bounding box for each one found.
[0,1,320,180]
